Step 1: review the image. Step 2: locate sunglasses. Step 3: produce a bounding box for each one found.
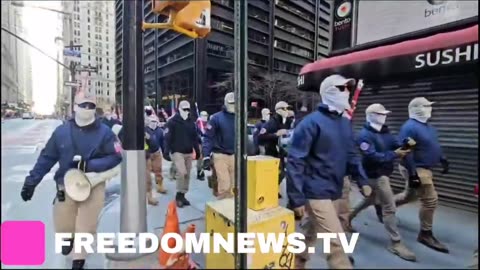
[181,108,191,112]
[335,85,352,92]
[78,102,96,110]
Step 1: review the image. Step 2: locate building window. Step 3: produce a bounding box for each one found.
[274,59,301,74]
[88,33,90,38]
[249,6,269,22]
[274,39,313,59]
[276,0,314,21]
[207,42,233,58]
[248,29,268,45]
[212,0,234,8]
[275,18,313,40]
[211,17,233,34]
[248,52,267,67]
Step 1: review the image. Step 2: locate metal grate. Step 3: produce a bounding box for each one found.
[352,73,479,212]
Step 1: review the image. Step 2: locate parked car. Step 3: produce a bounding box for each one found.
[22,112,34,119]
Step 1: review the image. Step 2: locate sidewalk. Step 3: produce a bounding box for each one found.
[89,161,477,269]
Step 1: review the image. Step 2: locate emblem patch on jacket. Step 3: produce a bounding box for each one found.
[360,142,370,151]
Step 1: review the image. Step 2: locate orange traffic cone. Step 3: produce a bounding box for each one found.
[158,201,181,267]
[165,223,198,269]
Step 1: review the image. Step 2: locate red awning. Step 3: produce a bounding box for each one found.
[300,24,478,75]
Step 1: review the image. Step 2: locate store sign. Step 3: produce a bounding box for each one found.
[356,0,478,45]
[331,0,354,51]
[414,42,478,69]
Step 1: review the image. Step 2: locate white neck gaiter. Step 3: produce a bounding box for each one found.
[366,113,387,132]
[321,86,351,114]
[409,106,432,123]
[74,106,96,127]
[179,109,190,120]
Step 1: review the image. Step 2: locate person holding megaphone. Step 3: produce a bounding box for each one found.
[20,92,123,270]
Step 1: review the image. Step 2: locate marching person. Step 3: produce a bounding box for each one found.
[145,115,167,194]
[253,108,270,155]
[203,92,235,199]
[20,92,122,270]
[163,100,200,208]
[349,103,417,261]
[258,101,292,198]
[394,97,450,253]
[287,74,372,269]
[102,110,121,128]
[196,111,209,181]
[294,105,309,128]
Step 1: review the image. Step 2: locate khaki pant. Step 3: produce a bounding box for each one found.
[334,176,352,232]
[299,199,352,269]
[350,176,402,241]
[53,183,106,260]
[212,153,235,199]
[170,162,176,180]
[172,152,193,193]
[394,165,438,231]
[147,151,164,191]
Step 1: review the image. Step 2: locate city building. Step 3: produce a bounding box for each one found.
[298,0,478,211]
[115,0,333,114]
[1,1,21,105]
[62,0,116,112]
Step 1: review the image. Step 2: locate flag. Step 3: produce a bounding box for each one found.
[195,102,205,134]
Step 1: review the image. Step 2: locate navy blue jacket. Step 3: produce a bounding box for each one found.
[357,124,401,179]
[286,104,369,208]
[102,118,121,128]
[253,120,267,153]
[145,126,164,153]
[202,107,235,157]
[398,119,444,176]
[258,114,291,157]
[164,114,200,155]
[25,119,123,186]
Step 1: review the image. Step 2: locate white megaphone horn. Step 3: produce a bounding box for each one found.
[64,158,121,202]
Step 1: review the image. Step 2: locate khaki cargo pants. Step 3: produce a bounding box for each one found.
[350,176,402,241]
[212,153,235,199]
[172,152,193,193]
[394,165,438,231]
[147,151,163,191]
[53,183,105,260]
[334,176,352,232]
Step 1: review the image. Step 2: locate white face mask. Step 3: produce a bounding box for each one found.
[276,109,289,120]
[105,114,112,120]
[179,108,190,120]
[201,116,208,122]
[262,114,270,122]
[148,122,158,130]
[159,122,165,128]
[225,103,235,113]
[74,106,96,127]
[366,113,387,131]
[321,86,351,113]
[409,105,432,123]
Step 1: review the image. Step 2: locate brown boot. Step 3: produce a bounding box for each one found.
[156,178,167,194]
[388,241,417,261]
[147,192,158,205]
[417,230,449,253]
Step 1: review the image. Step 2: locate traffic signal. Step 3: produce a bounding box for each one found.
[145,0,211,39]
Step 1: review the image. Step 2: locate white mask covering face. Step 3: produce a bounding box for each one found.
[148,121,158,130]
[178,101,191,120]
[179,108,190,120]
[201,116,208,122]
[105,113,112,120]
[276,109,289,123]
[321,86,351,114]
[262,113,270,122]
[409,105,432,123]
[366,113,387,131]
[74,105,96,127]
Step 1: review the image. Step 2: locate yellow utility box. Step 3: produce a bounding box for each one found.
[205,198,295,269]
[247,156,280,210]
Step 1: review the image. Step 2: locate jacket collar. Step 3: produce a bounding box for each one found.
[364,122,390,133]
[317,103,343,118]
[70,117,101,129]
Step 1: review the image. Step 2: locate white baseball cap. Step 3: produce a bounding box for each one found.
[365,103,391,115]
[74,91,96,105]
[179,100,191,110]
[275,101,289,111]
[408,97,435,109]
[224,92,235,104]
[319,74,356,95]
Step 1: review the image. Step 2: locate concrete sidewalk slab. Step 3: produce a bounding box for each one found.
[94,161,477,269]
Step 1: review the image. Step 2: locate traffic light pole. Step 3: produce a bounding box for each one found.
[105,0,148,261]
[233,0,248,269]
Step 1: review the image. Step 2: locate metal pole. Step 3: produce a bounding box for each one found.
[234,0,248,269]
[154,15,159,112]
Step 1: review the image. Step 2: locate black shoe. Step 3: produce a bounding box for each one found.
[176,192,184,208]
[72,259,85,270]
[375,204,383,223]
[417,230,449,253]
[181,193,191,206]
[349,256,355,265]
[62,238,74,256]
[278,193,282,199]
[197,171,205,181]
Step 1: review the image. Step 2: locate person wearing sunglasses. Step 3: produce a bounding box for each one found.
[258,101,292,198]
[163,100,201,208]
[20,92,123,270]
[202,92,236,200]
[394,97,450,253]
[287,74,372,269]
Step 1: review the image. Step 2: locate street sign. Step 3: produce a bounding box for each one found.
[78,65,98,72]
[64,81,80,87]
[63,48,81,58]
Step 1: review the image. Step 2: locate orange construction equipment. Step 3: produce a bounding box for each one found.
[158,201,181,267]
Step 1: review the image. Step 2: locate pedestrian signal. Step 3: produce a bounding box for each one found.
[145,0,211,39]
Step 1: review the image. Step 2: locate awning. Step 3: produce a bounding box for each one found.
[298,24,479,92]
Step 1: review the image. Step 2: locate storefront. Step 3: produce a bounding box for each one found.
[297,22,478,211]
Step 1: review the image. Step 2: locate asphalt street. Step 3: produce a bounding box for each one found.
[1,119,478,269]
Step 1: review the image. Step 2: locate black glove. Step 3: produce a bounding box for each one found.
[163,152,171,162]
[408,174,421,189]
[21,182,36,201]
[203,157,211,171]
[70,157,87,172]
[440,158,449,174]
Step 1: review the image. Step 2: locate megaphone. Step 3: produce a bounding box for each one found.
[64,164,121,202]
